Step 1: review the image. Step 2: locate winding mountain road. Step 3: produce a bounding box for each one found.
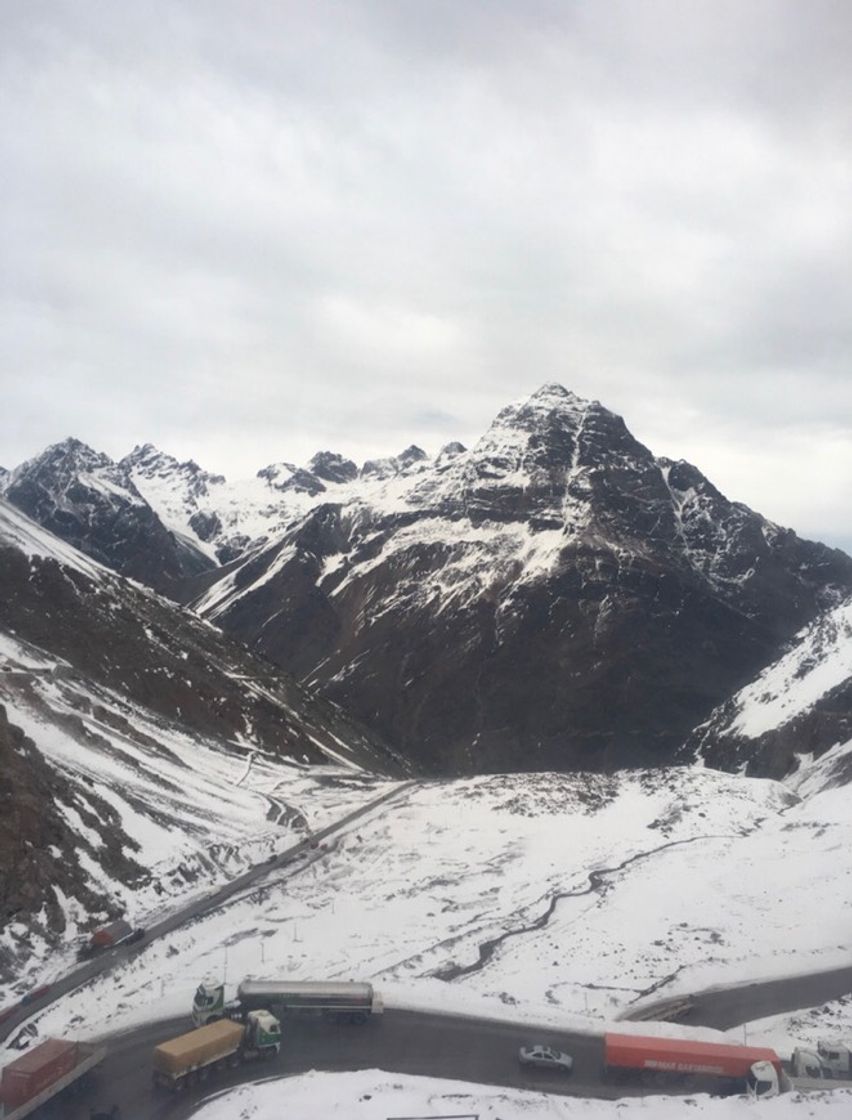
[4,773,852,1117]
[0,781,417,1048]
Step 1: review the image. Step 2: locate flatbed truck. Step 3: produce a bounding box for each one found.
[152,1010,281,1092]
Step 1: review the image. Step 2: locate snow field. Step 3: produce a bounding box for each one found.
[193,1069,852,1119]
[26,764,852,1047]
[0,632,398,1005]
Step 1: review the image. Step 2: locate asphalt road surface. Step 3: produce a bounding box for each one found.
[33,955,852,1120]
[57,1009,631,1120]
[635,964,852,1031]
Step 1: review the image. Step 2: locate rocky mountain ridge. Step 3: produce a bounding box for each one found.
[7,384,852,776]
[190,384,852,773]
[0,438,214,596]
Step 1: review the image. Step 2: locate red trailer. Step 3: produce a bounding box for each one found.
[91,919,133,949]
[604,1032,781,1084]
[1,1039,78,1109]
[0,1039,105,1119]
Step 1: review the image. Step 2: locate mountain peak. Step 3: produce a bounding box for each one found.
[307,451,358,484]
[528,382,586,405]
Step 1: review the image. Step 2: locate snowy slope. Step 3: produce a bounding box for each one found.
[684,596,852,789]
[27,763,852,1044]
[195,1070,852,1120]
[0,629,398,1001]
[0,498,405,990]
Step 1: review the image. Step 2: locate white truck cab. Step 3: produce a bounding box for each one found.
[792,1041,852,1080]
[746,1060,781,1099]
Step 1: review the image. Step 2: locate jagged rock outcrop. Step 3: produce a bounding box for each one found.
[1,439,213,597]
[308,451,358,484]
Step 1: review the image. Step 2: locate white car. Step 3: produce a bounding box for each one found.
[519,1044,574,1072]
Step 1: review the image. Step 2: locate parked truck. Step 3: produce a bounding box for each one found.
[152,1012,281,1092]
[192,978,383,1028]
[77,919,143,960]
[603,1032,783,1098]
[787,1040,852,1089]
[605,1032,852,1098]
[0,1038,106,1119]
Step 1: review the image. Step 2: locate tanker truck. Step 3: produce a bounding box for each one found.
[192,978,383,1027]
[0,1038,106,1119]
[603,1032,783,1098]
[152,1011,280,1092]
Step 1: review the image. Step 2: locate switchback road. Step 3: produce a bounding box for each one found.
[0,781,417,1048]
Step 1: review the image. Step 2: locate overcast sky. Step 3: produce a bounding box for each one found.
[2,1,850,550]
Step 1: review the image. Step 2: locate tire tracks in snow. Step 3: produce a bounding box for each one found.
[433,832,736,982]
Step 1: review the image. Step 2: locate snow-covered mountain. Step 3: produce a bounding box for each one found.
[120,440,437,564]
[188,384,852,773]
[683,594,852,792]
[0,497,406,985]
[0,438,214,596]
[9,384,852,776]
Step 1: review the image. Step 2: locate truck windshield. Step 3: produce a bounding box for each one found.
[746,1070,775,1097]
[194,987,217,1009]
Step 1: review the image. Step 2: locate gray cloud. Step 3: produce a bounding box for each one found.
[1,1,850,550]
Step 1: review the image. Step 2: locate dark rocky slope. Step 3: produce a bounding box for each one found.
[0,705,145,977]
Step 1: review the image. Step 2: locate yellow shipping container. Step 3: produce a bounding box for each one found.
[153,1019,244,1077]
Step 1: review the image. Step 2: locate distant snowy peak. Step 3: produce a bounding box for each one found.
[361,444,430,480]
[308,451,358,484]
[684,596,852,791]
[121,442,225,495]
[3,436,141,502]
[3,438,213,595]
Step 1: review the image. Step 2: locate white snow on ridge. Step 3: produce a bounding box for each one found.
[0,498,106,581]
[194,1070,852,1120]
[723,598,852,741]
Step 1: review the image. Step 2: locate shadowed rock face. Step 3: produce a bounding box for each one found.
[196,385,852,775]
[1,438,213,597]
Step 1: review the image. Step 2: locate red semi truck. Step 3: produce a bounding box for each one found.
[603,1032,782,1098]
[0,1038,106,1119]
[77,919,143,960]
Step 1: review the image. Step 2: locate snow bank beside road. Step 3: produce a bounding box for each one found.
[193,1069,852,1119]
